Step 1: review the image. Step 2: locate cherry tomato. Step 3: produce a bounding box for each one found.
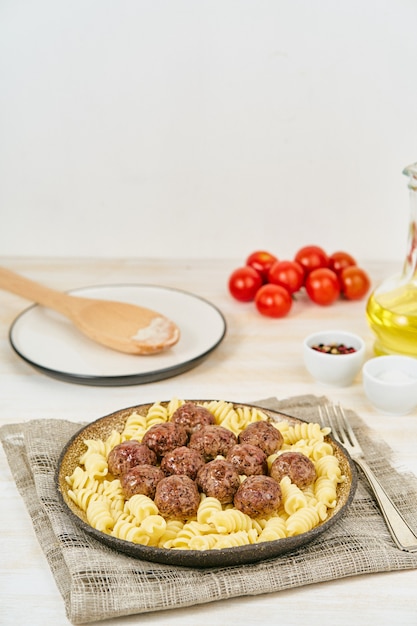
[246,250,278,281]
[329,251,356,276]
[339,266,371,300]
[294,245,329,277]
[254,284,292,318]
[305,268,340,306]
[228,266,263,302]
[268,260,304,294]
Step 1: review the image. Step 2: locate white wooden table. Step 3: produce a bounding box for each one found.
[1,257,416,626]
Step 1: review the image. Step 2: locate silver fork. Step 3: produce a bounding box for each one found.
[320,403,417,553]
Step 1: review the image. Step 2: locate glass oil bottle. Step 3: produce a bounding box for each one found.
[366,162,417,356]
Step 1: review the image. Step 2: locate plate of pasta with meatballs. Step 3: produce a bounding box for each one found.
[56,399,358,567]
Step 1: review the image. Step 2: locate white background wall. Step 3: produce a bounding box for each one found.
[1,0,417,262]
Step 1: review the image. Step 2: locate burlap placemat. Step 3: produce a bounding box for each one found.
[2,395,417,625]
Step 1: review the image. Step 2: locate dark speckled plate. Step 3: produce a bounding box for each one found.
[56,401,357,568]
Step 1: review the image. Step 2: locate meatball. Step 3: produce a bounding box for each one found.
[238,421,284,456]
[154,475,200,520]
[234,475,282,517]
[160,446,205,480]
[120,464,165,499]
[226,443,268,476]
[188,425,237,461]
[270,451,317,489]
[170,402,215,434]
[141,422,188,458]
[196,459,241,504]
[107,440,157,477]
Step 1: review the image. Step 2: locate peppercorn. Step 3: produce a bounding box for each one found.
[311,343,356,355]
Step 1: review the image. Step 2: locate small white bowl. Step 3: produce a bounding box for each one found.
[362,355,417,415]
[303,330,366,387]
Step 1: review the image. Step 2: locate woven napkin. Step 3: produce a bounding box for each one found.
[2,394,417,625]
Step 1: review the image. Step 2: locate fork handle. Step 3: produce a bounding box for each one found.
[355,457,417,552]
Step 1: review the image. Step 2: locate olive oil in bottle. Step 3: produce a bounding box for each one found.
[366,163,417,356]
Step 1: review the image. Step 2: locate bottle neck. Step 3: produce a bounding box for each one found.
[402,164,417,280]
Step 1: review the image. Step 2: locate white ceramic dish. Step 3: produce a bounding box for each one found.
[9,284,226,386]
[303,330,365,387]
[362,355,417,415]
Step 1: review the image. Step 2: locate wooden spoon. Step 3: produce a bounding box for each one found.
[0,267,180,355]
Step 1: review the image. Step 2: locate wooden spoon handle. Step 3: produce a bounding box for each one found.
[0,266,75,317]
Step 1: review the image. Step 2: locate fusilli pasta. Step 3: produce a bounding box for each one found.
[65,399,347,551]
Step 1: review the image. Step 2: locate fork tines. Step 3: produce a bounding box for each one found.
[320,403,359,451]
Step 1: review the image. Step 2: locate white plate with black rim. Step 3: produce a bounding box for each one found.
[9,284,227,386]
